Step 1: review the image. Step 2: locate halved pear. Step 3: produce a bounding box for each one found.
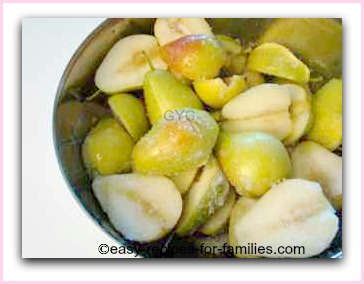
[176,156,230,236]
[221,83,293,140]
[216,131,291,196]
[92,174,182,242]
[82,117,134,175]
[222,83,291,120]
[307,78,342,151]
[283,84,311,145]
[260,18,342,77]
[193,75,248,109]
[247,42,310,83]
[95,34,167,93]
[229,196,260,258]
[222,112,292,140]
[198,189,237,235]
[291,141,342,210]
[244,70,265,87]
[108,94,150,141]
[133,108,219,176]
[154,18,213,46]
[230,179,339,258]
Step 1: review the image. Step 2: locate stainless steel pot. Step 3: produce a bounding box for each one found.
[53,18,342,258]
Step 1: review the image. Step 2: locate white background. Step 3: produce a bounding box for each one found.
[13,2,361,281]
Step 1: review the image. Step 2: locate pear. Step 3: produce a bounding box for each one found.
[307,78,342,151]
[168,167,199,195]
[283,84,311,145]
[291,141,342,210]
[95,34,167,93]
[260,18,342,77]
[82,117,134,175]
[143,69,203,125]
[216,34,246,75]
[154,18,213,46]
[161,34,225,80]
[221,83,293,139]
[229,179,339,258]
[176,156,230,236]
[229,196,260,258]
[193,75,248,109]
[244,70,265,87]
[247,42,310,83]
[198,188,237,235]
[216,131,291,196]
[108,93,150,141]
[92,174,182,242]
[133,108,219,176]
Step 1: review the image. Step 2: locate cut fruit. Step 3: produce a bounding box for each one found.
[154,18,213,46]
[260,18,342,77]
[176,156,230,236]
[92,174,182,242]
[216,131,291,196]
[229,196,260,258]
[216,35,243,56]
[222,83,291,120]
[216,35,246,75]
[221,83,293,140]
[168,167,200,195]
[108,94,150,141]
[291,141,342,210]
[243,70,265,87]
[307,78,342,151]
[283,84,311,145]
[82,117,134,175]
[95,34,167,93]
[222,111,292,140]
[144,69,203,125]
[133,108,219,176]
[161,34,225,80]
[193,75,248,109]
[229,179,339,258]
[246,42,310,83]
[199,189,237,235]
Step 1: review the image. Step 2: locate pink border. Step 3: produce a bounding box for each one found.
[11,3,359,283]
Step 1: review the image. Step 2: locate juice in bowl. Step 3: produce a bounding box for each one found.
[53,18,342,258]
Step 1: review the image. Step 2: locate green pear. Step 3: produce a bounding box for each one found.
[307,78,342,151]
[176,156,230,236]
[216,131,291,196]
[144,69,203,125]
[291,141,342,210]
[199,188,237,235]
[260,18,342,77]
[108,93,150,141]
[82,117,134,176]
[247,42,310,83]
[133,108,219,176]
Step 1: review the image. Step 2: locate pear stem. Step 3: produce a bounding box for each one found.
[86,89,102,101]
[142,50,155,71]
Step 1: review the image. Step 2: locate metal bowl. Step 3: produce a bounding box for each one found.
[53,18,342,258]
